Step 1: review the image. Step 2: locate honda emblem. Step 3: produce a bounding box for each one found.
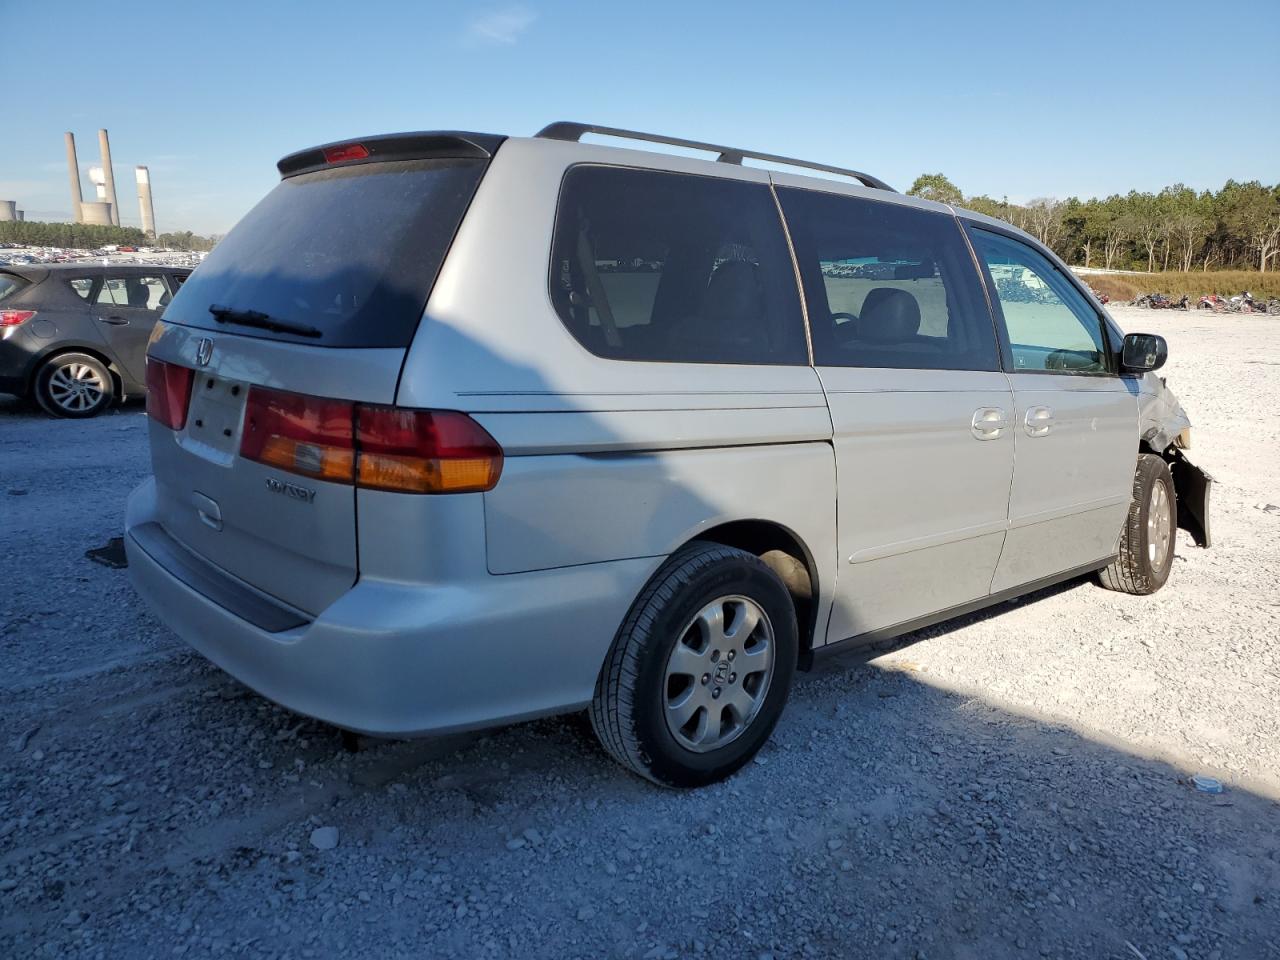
[196,338,214,366]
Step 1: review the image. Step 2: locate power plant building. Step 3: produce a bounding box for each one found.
[62,128,157,231]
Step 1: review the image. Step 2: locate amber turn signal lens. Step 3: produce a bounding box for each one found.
[238,387,503,495]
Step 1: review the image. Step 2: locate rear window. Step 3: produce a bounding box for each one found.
[163,158,487,347]
[0,273,28,304]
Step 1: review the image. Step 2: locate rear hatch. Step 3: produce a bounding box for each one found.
[144,132,501,615]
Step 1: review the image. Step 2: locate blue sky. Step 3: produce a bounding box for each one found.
[4,0,1276,235]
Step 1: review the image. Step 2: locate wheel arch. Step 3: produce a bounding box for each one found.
[29,343,127,401]
[680,519,820,666]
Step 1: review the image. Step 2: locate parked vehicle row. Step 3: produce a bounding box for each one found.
[1130,293,1190,310]
[118,123,1212,787]
[1196,292,1280,314]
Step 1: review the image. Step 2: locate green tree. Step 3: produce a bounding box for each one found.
[906,173,963,205]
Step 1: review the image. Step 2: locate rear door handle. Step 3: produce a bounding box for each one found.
[970,407,1008,440]
[99,315,130,325]
[1025,406,1055,437]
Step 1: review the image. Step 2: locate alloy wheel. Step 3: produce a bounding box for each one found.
[1147,481,1172,573]
[663,595,775,753]
[47,362,108,414]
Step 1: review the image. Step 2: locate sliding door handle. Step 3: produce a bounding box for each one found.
[971,407,1008,440]
[1025,406,1055,437]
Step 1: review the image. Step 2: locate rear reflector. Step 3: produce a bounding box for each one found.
[0,309,36,327]
[240,386,503,494]
[322,143,370,164]
[145,358,194,430]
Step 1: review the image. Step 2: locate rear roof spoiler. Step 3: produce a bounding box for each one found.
[277,131,506,178]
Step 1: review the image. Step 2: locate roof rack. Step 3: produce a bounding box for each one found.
[535,121,895,192]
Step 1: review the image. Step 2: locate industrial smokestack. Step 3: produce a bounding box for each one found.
[0,201,17,222]
[65,132,84,223]
[16,210,24,222]
[135,166,156,238]
[81,201,114,226]
[98,129,120,226]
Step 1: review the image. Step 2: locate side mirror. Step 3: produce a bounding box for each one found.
[1121,333,1168,373]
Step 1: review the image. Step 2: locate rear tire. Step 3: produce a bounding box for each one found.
[1099,454,1176,595]
[34,352,114,419]
[590,542,797,788]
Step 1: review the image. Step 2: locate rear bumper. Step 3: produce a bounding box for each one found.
[125,477,654,736]
[0,336,35,395]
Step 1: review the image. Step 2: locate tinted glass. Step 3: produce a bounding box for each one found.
[970,229,1108,373]
[550,166,806,365]
[96,275,168,310]
[163,158,486,347]
[67,278,94,300]
[778,188,999,371]
[0,273,27,303]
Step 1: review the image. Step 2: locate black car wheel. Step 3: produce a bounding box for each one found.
[590,542,798,788]
[34,353,114,418]
[1099,454,1176,595]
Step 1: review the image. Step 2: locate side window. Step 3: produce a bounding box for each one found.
[777,188,999,371]
[550,166,806,365]
[68,278,95,300]
[96,275,169,310]
[969,229,1108,374]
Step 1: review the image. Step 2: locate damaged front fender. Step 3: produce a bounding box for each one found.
[1137,372,1212,548]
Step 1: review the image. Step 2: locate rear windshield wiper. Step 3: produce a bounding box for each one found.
[208,304,322,339]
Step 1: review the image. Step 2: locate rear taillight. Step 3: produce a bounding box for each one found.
[145,357,195,430]
[240,386,503,494]
[356,407,504,494]
[241,388,356,483]
[0,309,36,327]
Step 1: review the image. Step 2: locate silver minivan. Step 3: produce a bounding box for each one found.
[126,123,1212,787]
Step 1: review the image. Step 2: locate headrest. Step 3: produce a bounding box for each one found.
[126,279,150,308]
[703,259,763,335]
[858,287,921,342]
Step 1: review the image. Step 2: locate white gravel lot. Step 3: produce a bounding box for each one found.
[1,305,1277,959]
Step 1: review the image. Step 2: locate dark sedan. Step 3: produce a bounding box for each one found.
[0,264,192,417]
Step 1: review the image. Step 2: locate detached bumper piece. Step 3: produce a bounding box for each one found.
[1168,449,1212,548]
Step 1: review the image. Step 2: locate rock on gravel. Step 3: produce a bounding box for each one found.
[309,826,339,851]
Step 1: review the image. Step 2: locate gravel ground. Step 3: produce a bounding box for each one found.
[1,307,1278,959]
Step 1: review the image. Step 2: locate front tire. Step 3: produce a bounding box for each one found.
[1099,454,1176,595]
[34,353,114,418]
[590,542,798,788]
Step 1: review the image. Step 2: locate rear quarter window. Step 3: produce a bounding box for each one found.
[549,165,807,365]
[161,158,487,347]
[0,273,28,303]
[67,278,95,300]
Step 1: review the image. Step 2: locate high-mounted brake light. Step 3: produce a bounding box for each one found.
[145,357,195,430]
[322,143,370,164]
[239,386,503,494]
[0,310,36,327]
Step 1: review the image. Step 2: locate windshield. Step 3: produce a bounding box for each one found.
[163,158,487,347]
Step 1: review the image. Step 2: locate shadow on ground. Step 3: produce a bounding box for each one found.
[4,634,1277,959]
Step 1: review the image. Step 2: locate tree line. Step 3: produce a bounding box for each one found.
[907,175,1280,273]
[0,220,219,252]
